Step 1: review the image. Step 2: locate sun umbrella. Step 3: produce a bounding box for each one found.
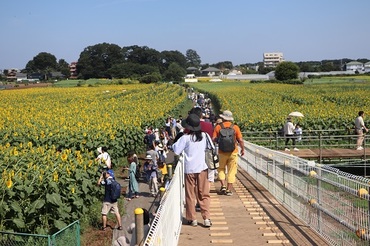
[288,111,304,117]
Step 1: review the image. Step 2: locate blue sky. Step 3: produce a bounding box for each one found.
[1,0,370,69]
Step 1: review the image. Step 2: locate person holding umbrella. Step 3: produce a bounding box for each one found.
[284,116,298,151]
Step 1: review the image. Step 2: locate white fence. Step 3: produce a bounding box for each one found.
[242,140,370,245]
[144,157,185,246]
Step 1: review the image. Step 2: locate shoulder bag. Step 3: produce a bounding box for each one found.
[205,133,219,170]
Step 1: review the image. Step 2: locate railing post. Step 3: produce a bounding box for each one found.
[167,164,173,179]
[160,187,166,198]
[316,167,322,234]
[319,133,322,163]
[275,132,279,150]
[135,208,144,246]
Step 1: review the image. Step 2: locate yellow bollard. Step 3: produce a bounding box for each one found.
[135,208,144,246]
[160,187,166,197]
[167,164,173,179]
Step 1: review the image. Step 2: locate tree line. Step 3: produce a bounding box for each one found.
[2,42,369,82]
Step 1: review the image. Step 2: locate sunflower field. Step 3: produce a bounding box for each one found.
[193,81,370,132]
[0,83,187,234]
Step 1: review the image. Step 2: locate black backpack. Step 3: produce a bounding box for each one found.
[218,123,236,152]
[110,179,121,201]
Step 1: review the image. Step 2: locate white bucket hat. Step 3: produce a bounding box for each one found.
[219,110,234,121]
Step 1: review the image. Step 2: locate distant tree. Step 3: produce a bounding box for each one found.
[108,63,159,79]
[258,65,274,74]
[163,62,186,81]
[297,62,314,72]
[77,43,124,79]
[200,63,210,70]
[57,59,70,77]
[25,52,57,74]
[319,60,342,71]
[160,50,187,73]
[321,61,336,72]
[122,45,162,67]
[185,49,201,68]
[213,61,233,73]
[275,61,299,81]
[139,72,162,83]
[357,58,370,64]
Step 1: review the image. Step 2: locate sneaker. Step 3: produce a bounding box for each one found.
[293,147,299,151]
[188,220,197,227]
[220,186,226,194]
[357,146,364,150]
[285,148,290,151]
[225,190,233,196]
[204,219,212,227]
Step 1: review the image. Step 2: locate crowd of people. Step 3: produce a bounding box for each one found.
[95,90,368,244]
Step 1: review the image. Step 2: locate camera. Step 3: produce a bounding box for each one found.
[98,165,109,174]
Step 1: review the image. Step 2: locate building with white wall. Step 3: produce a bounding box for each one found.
[263,52,284,68]
[346,61,364,72]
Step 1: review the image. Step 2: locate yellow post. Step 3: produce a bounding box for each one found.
[167,164,173,179]
[135,208,144,246]
[160,187,166,198]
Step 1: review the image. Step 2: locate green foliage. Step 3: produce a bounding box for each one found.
[139,72,162,83]
[163,63,186,81]
[275,61,300,81]
[25,52,58,75]
[108,63,159,79]
[185,49,201,68]
[77,43,124,79]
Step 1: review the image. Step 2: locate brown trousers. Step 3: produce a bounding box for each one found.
[185,169,210,221]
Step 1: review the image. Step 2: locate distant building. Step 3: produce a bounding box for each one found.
[227,69,242,75]
[16,72,27,82]
[364,62,370,73]
[50,72,65,80]
[6,68,20,81]
[184,74,198,82]
[201,67,221,77]
[263,52,284,68]
[346,61,364,72]
[69,62,78,79]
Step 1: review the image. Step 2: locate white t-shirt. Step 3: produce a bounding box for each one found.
[355,116,365,130]
[172,132,210,174]
[97,152,112,168]
[284,121,295,135]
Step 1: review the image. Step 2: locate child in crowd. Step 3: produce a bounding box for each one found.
[143,155,159,196]
[294,124,303,142]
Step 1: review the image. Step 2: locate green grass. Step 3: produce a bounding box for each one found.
[304,75,370,84]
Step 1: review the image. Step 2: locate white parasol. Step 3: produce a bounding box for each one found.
[288,111,304,117]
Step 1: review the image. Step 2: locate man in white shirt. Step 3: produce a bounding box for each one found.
[355,111,368,150]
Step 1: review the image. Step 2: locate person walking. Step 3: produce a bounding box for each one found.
[123,152,139,200]
[143,154,159,196]
[190,107,215,185]
[284,117,298,151]
[97,169,122,230]
[172,113,213,227]
[355,111,368,150]
[212,110,244,196]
